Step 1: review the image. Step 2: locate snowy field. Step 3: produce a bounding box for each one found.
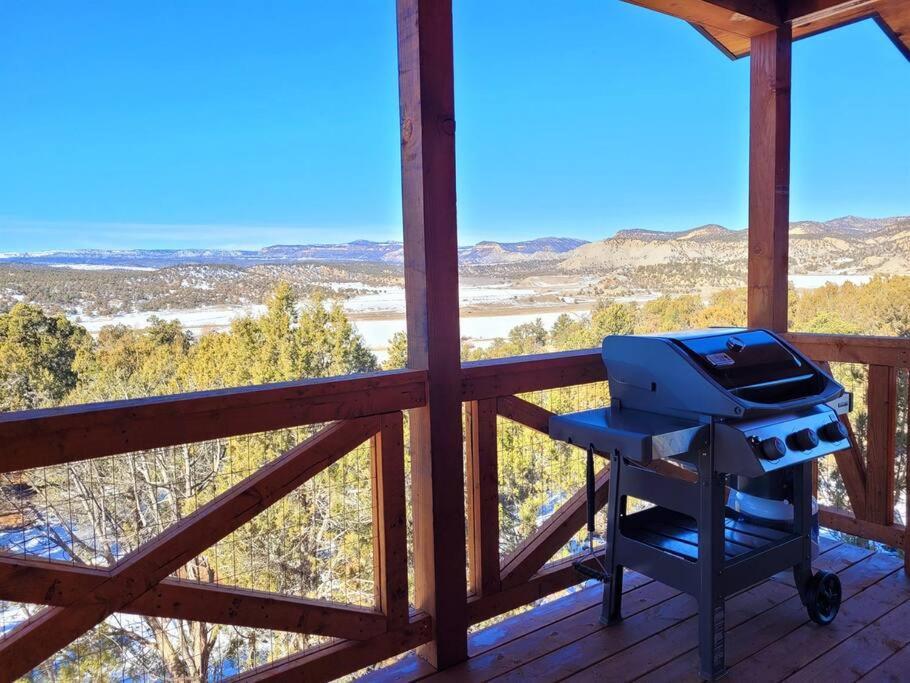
[790,274,871,288]
[68,275,874,360]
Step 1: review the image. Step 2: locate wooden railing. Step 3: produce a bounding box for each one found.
[783,333,910,567]
[0,369,431,682]
[0,334,906,680]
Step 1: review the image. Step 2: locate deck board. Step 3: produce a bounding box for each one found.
[364,539,905,683]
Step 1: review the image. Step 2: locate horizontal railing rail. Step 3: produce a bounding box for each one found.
[0,333,906,679]
[0,368,427,472]
[0,369,426,681]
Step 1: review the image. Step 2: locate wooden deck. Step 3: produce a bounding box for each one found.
[366,536,910,682]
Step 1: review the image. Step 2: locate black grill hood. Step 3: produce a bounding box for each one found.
[601,328,843,420]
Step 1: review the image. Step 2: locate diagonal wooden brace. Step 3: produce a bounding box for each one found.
[0,416,380,681]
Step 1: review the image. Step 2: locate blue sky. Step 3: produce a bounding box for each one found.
[1,2,908,252]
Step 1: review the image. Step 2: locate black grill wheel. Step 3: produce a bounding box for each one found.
[806,571,842,625]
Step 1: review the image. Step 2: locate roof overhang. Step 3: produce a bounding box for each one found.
[622,0,910,61]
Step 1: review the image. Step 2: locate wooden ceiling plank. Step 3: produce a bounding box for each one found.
[621,0,779,38]
[875,5,910,62]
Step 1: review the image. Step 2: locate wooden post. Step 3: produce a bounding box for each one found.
[372,412,409,628]
[465,399,501,596]
[747,25,791,331]
[905,370,909,574]
[865,365,897,526]
[396,0,469,668]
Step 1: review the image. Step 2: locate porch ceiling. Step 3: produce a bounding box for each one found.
[622,0,910,60]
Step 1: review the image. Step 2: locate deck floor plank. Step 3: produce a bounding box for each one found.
[362,538,907,683]
[435,581,680,682]
[561,544,876,682]
[859,641,910,682]
[634,546,889,682]
[497,542,865,682]
[786,597,910,683]
[726,566,910,681]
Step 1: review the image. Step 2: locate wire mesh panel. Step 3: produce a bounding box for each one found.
[496,382,609,562]
[815,362,868,512]
[2,607,331,681]
[0,422,381,680]
[171,437,375,607]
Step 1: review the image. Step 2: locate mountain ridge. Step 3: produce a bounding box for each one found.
[2,216,907,271]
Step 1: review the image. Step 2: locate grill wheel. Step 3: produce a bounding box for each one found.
[806,571,842,625]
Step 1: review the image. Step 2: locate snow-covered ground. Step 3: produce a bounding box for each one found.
[790,274,871,288]
[66,275,875,360]
[75,305,267,335]
[343,284,536,314]
[49,263,159,271]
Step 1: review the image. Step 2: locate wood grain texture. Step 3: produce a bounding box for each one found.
[747,25,791,331]
[465,399,501,596]
[0,555,387,639]
[467,553,614,625]
[495,394,553,434]
[372,412,410,628]
[0,417,379,681]
[676,0,910,59]
[819,505,905,549]
[818,361,867,516]
[865,364,898,525]
[461,349,605,401]
[230,612,433,682]
[500,466,611,589]
[784,332,910,367]
[621,0,779,35]
[397,0,468,668]
[0,369,425,473]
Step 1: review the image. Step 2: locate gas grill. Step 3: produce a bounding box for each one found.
[549,328,851,680]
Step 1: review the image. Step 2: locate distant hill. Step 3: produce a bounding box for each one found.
[558,216,910,275]
[2,216,908,275]
[0,237,588,268]
[458,237,587,265]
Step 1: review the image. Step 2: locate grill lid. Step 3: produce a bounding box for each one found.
[601,328,843,419]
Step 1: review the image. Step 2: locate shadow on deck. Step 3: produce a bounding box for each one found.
[366,536,910,682]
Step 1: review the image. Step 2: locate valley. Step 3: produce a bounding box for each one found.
[2,215,906,358]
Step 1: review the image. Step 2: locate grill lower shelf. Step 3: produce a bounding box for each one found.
[620,505,793,562]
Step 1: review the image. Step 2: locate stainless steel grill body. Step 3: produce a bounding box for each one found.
[549,327,850,681]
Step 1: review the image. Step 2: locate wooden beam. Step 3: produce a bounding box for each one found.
[500,466,611,589]
[0,417,379,681]
[465,399,501,596]
[0,556,387,640]
[621,0,780,35]
[865,364,898,525]
[787,0,878,23]
[228,612,433,682]
[397,0,468,668]
[818,361,867,516]
[496,394,553,434]
[783,332,910,367]
[0,369,426,473]
[371,412,409,628]
[467,554,611,625]
[874,12,910,63]
[494,395,613,586]
[819,505,904,548]
[905,371,909,574]
[747,25,791,331]
[461,349,605,401]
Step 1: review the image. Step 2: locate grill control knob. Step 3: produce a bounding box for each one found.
[819,421,848,442]
[792,428,820,451]
[759,437,786,460]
